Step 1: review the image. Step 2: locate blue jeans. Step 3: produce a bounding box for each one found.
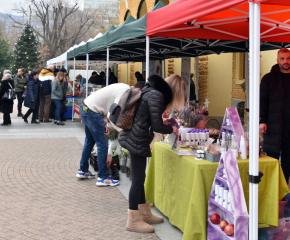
[52,99,62,121]
[79,105,108,179]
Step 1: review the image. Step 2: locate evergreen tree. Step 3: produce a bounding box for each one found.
[0,31,13,77]
[12,23,41,73]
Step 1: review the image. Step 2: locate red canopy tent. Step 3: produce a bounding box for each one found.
[147,0,290,43]
[145,1,290,240]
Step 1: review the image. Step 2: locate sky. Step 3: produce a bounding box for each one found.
[0,0,22,14]
[0,0,83,14]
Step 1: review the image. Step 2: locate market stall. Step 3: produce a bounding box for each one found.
[145,1,290,239]
[145,143,289,240]
[44,1,290,239]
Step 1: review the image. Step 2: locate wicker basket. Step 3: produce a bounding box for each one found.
[205,118,221,139]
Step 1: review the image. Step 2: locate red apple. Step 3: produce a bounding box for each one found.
[210,213,221,224]
[224,224,234,236]
[220,220,229,231]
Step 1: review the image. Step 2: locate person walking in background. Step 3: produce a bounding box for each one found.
[119,74,184,233]
[60,68,68,122]
[0,73,15,126]
[51,72,68,125]
[14,68,27,117]
[23,71,40,124]
[34,65,42,121]
[39,65,54,123]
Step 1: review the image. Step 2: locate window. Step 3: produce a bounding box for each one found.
[137,0,147,19]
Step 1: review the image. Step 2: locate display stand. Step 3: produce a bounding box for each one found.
[207,151,249,240]
[219,108,248,151]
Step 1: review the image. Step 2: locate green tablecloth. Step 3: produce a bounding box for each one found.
[145,143,290,240]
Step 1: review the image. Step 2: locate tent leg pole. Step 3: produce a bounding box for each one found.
[146,36,150,82]
[249,2,260,240]
[127,61,129,85]
[65,60,68,71]
[146,36,150,168]
[106,48,109,86]
[245,51,249,132]
[195,56,199,107]
[86,54,89,98]
[73,58,76,122]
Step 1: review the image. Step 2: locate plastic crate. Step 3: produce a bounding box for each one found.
[205,152,221,162]
[65,96,78,107]
[63,106,73,119]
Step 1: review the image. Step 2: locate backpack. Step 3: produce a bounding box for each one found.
[109,86,152,130]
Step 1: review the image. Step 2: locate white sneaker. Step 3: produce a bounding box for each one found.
[76,170,96,179]
[96,177,119,187]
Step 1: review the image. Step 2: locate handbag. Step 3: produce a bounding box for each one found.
[22,89,27,98]
[2,82,16,100]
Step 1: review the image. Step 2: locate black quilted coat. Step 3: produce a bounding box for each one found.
[260,64,285,155]
[119,76,174,157]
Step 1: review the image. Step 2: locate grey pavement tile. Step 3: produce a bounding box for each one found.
[20,133,48,138]
[2,111,183,240]
[0,134,21,139]
[47,133,75,138]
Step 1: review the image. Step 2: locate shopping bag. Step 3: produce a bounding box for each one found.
[22,89,27,98]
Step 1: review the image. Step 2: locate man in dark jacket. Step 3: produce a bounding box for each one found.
[39,65,54,122]
[260,48,290,183]
[103,68,118,85]
[23,71,40,124]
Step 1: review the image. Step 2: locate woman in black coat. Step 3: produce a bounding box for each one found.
[23,71,40,124]
[0,73,15,126]
[119,74,185,233]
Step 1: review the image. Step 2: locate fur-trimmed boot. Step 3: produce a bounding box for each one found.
[138,202,164,224]
[126,209,155,233]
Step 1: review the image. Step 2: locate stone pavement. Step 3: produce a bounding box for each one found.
[0,137,160,240]
[0,102,183,240]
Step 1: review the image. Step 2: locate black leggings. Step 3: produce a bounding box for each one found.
[16,92,24,114]
[129,154,147,210]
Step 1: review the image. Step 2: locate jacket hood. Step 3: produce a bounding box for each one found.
[271,64,280,73]
[40,68,54,76]
[146,75,173,107]
[27,74,36,82]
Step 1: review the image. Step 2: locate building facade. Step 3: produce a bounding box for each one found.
[117,0,278,122]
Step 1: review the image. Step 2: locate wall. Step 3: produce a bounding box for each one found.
[208,53,233,116]
[119,0,175,24]
[119,63,129,84]
[261,50,277,77]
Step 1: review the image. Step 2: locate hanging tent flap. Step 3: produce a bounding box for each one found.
[147,0,290,43]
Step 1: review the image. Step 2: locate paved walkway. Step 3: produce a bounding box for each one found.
[0,103,183,240]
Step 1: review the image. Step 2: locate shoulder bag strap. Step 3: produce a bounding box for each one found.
[8,82,13,89]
